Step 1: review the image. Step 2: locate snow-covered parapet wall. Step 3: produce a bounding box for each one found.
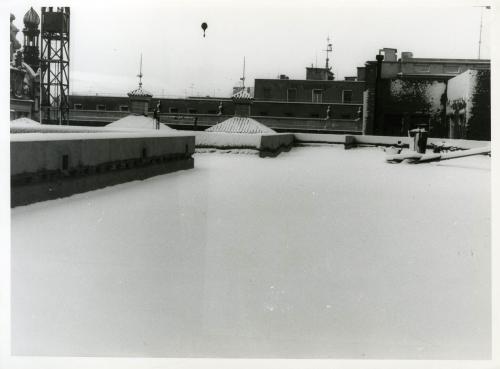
[294,133,489,150]
[11,132,195,206]
[194,131,294,157]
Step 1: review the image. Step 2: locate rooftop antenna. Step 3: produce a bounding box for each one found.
[240,56,246,88]
[137,53,143,88]
[324,36,333,70]
[474,5,491,59]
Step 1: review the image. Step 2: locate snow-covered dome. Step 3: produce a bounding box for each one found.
[206,116,275,134]
[23,7,40,28]
[127,86,152,98]
[107,115,175,131]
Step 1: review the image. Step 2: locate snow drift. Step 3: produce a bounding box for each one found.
[107,114,176,131]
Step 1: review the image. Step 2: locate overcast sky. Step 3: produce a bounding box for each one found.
[7,0,493,98]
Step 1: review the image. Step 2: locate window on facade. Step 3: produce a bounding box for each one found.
[310,113,319,118]
[342,90,353,103]
[444,65,460,74]
[119,105,129,112]
[188,108,197,114]
[73,104,83,110]
[414,64,430,73]
[62,155,69,170]
[169,107,179,113]
[263,88,272,99]
[96,104,106,111]
[284,112,294,117]
[341,114,351,119]
[260,112,268,116]
[312,89,323,103]
[208,110,217,114]
[287,88,297,102]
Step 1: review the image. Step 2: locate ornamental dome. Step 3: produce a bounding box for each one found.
[231,89,253,103]
[127,86,152,98]
[23,7,40,28]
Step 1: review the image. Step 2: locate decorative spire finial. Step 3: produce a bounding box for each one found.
[239,56,246,88]
[137,53,143,88]
[324,36,333,70]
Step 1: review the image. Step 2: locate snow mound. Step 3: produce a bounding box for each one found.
[11,117,41,126]
[107,115,175,131]
[206,116,275,134]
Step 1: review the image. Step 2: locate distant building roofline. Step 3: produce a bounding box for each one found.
[367,58,490,64]
[254,78,364,83]
[401,57,490,64]
[306,67,332,70]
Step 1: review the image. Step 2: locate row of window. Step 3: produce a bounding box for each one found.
[71,103,355,119]
[74,104,130,111]
[257,112,353,119]
[72,105,354,118]
[411,64,463,74]
[263,88,353,103]
[73,104,203,114]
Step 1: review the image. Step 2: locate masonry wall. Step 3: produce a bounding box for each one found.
[468,70,491,140]
[380,78,447,137]
[446,70,490,140]
[259,133,294,157]
[193,132,294,157]
[69,95,235,115]
[67,110,362,134]
[11,133,195,206]
[254,79,364,103]
[69,95,362,120]
[252,101,361,119]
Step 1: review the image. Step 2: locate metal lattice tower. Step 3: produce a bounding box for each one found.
[40,7,70,125]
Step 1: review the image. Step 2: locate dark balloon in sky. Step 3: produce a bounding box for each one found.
[201,22,207,37]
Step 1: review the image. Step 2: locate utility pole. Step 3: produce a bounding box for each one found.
[474,5,490,59]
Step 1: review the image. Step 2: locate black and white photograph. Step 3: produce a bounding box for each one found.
[1,0,498,368]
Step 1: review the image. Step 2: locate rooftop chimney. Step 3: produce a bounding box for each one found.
[379,48,397,62]
[401,52,414,61]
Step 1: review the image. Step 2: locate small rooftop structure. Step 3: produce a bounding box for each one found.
[206,116,275,134]
[127,54,153,115]
[128,86,152,98]
[206,89,276,134]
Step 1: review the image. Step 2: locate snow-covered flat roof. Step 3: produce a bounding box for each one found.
[11,146,490,359]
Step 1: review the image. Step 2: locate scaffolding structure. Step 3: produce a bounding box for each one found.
[40,7,70,125]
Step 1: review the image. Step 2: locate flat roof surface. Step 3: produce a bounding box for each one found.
[11,146,490,359]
